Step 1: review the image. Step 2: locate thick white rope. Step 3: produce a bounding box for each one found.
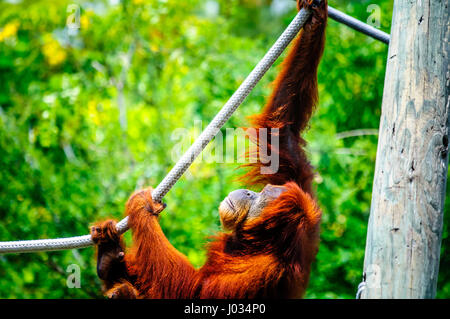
[356,281,366,299]
[0,8,312,254]
[328,6,390,44]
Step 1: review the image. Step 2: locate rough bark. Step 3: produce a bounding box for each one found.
[362,0,450,298]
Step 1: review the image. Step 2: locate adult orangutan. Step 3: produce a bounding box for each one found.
[91,0,327,299]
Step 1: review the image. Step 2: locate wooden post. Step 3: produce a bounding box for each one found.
[361,0,449,298]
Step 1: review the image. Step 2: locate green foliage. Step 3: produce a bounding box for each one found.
[0,0,448,299]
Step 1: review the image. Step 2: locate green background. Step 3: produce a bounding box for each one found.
[0,0,448,298]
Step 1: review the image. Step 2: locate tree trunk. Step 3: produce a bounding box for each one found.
[361,0,449,298]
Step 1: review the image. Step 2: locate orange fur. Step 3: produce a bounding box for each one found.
[92,0,327,299]
[241,0,327,194]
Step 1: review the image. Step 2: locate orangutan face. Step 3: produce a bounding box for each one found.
[219,184,286,231]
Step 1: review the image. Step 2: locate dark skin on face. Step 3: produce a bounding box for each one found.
[219,184,287,231]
